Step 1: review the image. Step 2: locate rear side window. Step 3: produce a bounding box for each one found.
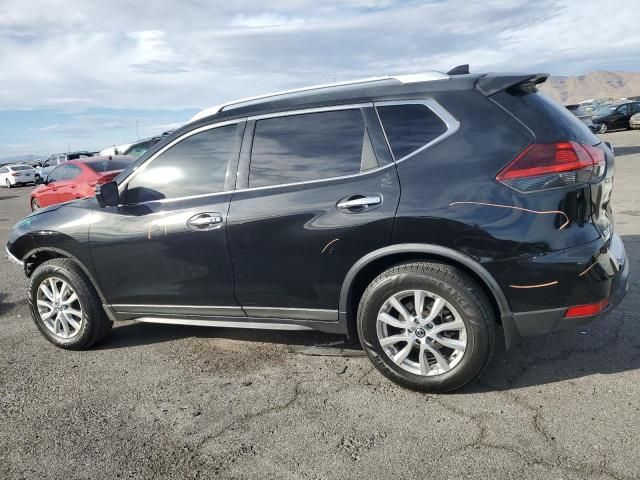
[248,109,374,188]
[126,124,237,203]
[10,165,31,171]
[376,104,447,160]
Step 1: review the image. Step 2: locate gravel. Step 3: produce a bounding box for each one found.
[1,130,639,479]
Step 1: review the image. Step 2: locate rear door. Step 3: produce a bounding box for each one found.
[226,105,399,321]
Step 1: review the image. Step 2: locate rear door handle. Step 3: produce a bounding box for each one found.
[337,194,383,211]
[187,213,224,231]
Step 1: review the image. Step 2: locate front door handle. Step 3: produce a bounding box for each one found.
[187,213,224,231]
[337,194,383,211]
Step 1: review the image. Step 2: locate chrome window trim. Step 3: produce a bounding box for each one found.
[118,100,458,205]
[117,118,245,195]
[374,99,460,163]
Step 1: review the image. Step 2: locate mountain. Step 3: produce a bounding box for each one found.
[0,153,38,166]
[539,71,640,105]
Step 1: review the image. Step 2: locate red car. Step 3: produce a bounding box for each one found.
[30,156,134,211]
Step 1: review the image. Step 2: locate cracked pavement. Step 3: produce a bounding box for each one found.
[1,130,639,479]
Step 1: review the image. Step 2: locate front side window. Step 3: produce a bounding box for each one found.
[248,109,373,188]
[64,164,82,180]
[616,104,630,115]
[47,165,67,183]
[126,124,237,203]
[377,103,448,160]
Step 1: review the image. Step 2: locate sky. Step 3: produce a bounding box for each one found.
[1,0,639,160]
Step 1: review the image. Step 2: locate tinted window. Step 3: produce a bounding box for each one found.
[0,168,7,173]
[249,109,370,188]
[617,104,630,115]
[47,165,66,182]
[377,104,447,160]
[124,140,158,158]
[126,124,237,203]
[632,103,640,114]
[85,158,133,172]
[10,165,31,171]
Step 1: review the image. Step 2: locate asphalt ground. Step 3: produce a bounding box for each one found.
[1,129,639,479]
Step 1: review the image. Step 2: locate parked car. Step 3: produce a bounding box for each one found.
[121,136,164,158]
[30,155,134,211]
[591,101,640,133]
[6,70,628,392]
[0,164,36,188]
[566,105,598,133]
[35,151,93,180]
[99,144,132,157]
[630,113,640,129]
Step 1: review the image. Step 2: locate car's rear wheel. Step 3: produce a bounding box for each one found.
[29,258,113,350]
[357,262,495,392]
[5,179,12,188]
[31,198,40,211]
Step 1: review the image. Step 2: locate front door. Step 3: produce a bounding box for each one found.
[226,106,400,321]
[90,121,245,318]
[39,164,66,207]
[55,163,83,203]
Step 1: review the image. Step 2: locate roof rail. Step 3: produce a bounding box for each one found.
[188,71,450,123]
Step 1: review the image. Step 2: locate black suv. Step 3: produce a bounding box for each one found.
[591,101,640,133]
[6,70,628,392]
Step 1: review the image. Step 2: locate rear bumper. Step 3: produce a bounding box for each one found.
[509,233,629,337]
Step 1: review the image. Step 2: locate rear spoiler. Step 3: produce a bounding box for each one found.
[476,73,549,96]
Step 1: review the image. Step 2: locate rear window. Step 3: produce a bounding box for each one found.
[376,104,447,160]
[10,166,31,171]
[84,158,133,172]
[493,90,601,145]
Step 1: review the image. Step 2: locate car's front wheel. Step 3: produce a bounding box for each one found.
[358,262,495,392]
[29,258,113,349]
[599,123,608,134]
[31,198,40,211]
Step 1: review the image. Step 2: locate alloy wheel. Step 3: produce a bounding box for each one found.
[376,289,467,376]
[36,277,83,339]
[599,123,608,134]
[31,198,40,211]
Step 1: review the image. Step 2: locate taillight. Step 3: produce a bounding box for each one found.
[497,141,606,192]
[564,299,609,318]
[11,172,19,176]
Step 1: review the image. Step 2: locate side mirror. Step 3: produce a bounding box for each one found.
[96,181,120,207]
[35,176,45,185]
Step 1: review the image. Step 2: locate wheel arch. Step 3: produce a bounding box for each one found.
[22,247,108,304]
[339,244,522,349]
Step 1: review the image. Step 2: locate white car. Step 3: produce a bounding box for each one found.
[99,143,132,156]
[0,164,36,188]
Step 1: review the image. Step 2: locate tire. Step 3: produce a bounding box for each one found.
[6,179,12,188]
[31,198,40,211]
[357,262,495,393]
[599,123,608,134]
[28,258,113,350]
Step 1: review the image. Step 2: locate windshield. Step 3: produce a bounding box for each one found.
[594,105,617,116]
[123,139,157,158]
[84,158,134,172]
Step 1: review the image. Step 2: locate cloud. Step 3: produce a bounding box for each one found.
[0,0,639,156]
